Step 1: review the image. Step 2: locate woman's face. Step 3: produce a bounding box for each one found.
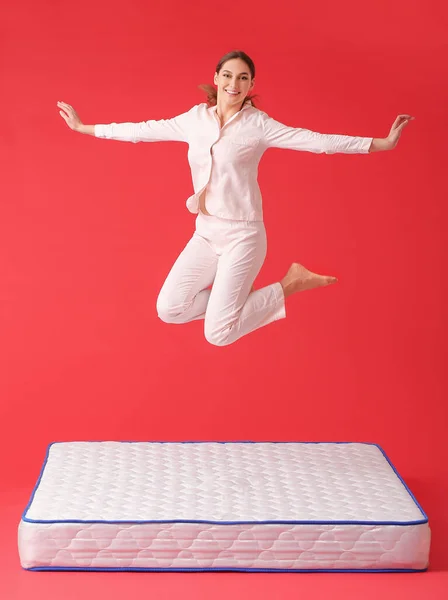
[214,58,254,106]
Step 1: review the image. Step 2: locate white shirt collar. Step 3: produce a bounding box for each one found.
[211,99,253,112]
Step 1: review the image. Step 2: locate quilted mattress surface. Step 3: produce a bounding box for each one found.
[18,441,430,572]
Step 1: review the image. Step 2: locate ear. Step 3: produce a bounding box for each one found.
[213,72,218,85]
[250,78,255,89]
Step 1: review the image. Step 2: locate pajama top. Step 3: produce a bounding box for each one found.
[94,100,373,221]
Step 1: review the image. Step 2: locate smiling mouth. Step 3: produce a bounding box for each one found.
[225,90,240,95]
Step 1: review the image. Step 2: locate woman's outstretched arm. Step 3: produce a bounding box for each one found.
[261,112,414,154]
[57,101,197,143]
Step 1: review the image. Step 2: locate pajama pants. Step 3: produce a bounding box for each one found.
[156,212,286,346]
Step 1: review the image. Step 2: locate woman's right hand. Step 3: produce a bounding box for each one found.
[57,101,84,132]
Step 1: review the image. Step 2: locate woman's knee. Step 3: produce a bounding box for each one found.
[156,292,180,323]
[204,322,233,347]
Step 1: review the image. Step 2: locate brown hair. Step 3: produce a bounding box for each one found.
[198,50,260,109]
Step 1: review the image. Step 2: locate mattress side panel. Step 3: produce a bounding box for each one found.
[18,520,431,571]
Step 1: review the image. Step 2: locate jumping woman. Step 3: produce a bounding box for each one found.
[57,50,414,346]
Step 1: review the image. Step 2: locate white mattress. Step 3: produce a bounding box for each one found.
[18,441,430,572]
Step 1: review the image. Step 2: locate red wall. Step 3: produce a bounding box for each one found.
[1,0,447,572]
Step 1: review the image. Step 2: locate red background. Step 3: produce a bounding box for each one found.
[1,0,447,597]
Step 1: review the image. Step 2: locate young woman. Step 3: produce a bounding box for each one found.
[57,50,414,346]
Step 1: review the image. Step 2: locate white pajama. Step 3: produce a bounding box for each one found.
[156,212,286,346]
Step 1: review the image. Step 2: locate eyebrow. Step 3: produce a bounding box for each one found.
[222,70,249,75]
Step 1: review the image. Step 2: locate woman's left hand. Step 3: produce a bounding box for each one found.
[386,114,415,149]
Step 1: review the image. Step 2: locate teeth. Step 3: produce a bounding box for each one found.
[226,90,239,95]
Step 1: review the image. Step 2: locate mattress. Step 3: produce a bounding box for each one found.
[18,441,430,572]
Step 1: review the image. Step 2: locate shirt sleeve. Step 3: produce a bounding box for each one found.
[94,104,198,144]
[261,114,373,154]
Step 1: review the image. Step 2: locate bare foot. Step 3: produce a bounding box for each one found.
[280,262,338,298]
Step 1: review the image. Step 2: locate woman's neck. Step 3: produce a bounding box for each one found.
[215,99,244,127]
